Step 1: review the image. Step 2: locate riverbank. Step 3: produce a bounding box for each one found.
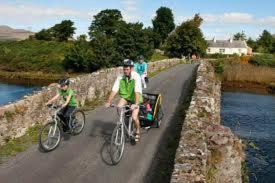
[0,70,81,86]
[222,81,275,95]
[212,60,275,94]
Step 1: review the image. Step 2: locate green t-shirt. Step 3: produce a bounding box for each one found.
[119,77,142,103]
[59,88,77,107]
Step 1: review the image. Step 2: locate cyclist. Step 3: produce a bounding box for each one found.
[105,59,143,142]
[45,78,77,132]
[134,55,148,89]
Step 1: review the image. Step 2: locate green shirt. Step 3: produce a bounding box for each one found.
[59,89,77,107]
[112,71,143,104]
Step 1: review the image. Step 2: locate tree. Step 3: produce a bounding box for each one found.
[152,7,175,47]
[34,29,52,41]
[51,20,76,42]
[114,22,154,61]
[63,38,95,72]
[164,14,207,58]
[247,37,257,51]
[88,9,123,39]
[233,31,247,41]
[91,33,120,68]
[257,30,273,53]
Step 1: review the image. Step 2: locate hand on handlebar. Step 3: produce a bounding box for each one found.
[130,104,139,110]
[104,102,111,108]
[46,103,53,108]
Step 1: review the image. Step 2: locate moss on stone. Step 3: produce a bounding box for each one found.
[0,123,41,163]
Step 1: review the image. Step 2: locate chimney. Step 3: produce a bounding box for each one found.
[229,37,233,43]
[213,36,216,43]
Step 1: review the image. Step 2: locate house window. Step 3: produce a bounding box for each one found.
[207,48,210,53]
[219,49,225,54]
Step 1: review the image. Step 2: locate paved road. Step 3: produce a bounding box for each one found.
[0,64,197,183]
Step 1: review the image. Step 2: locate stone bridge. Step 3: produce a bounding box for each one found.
[0,59,244,183]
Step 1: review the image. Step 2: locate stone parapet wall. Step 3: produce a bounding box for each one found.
[171,60,244,183]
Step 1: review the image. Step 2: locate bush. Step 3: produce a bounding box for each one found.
[211,59,225,74]
[249,54,275,67]
[0,40,70,72]
[63,39,95,72]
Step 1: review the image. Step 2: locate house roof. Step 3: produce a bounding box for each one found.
[207,39,247,48]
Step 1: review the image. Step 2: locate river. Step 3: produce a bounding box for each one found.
[221,91,275,183]
[0,81,41,106]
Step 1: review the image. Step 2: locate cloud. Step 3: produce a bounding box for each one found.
[176,12,275,27]
[0,3,93,24]
[121,0,140,22]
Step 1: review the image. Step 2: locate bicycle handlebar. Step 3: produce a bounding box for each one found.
[47,104,62,110]
[109,104,139,110]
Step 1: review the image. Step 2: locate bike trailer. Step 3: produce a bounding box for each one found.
[139,93,163,128]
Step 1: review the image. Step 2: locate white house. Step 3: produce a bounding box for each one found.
[206,37,249,55]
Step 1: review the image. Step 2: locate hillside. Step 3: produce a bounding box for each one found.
[0,25,34,41]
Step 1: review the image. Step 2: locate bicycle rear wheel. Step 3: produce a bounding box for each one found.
[71,110,86,135]
[110,125,125,165]
[39,122,61,152]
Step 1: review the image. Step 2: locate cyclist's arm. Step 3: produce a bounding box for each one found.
[62,94,71,108]
[106,76,120,105]
[143,63,148,74]
[134,92,140,105]
[134,73,142,105]
[46,93,60,105]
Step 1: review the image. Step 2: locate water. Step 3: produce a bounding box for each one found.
[221,92,275,183]
[0,82,40,106]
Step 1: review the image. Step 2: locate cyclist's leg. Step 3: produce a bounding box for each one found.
[132,106,141,141]
[64,106,76,128]
[57,107,66,123]
[141,73,147,88]
[117,98,128,108]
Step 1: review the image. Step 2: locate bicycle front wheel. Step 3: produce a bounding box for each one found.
[39,122,61,152]
[71,110,86,135]
[110,125,125,165]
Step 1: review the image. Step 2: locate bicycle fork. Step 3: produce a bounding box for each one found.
[114,109,125,146]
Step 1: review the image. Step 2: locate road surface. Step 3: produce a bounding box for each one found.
[0,63,197,183]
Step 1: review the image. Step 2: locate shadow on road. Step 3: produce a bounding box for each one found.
[89,120,116,166]
[143,64,198,183]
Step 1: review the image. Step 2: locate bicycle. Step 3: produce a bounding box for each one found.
[109,104,138,165]
[38,104,85,152]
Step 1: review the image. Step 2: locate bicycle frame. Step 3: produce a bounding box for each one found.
[48,106,63,137]
[113,105,135,146]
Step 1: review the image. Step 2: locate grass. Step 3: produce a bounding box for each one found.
[0,124,41,163]
[222,64,275,85]
[150,52,169,62]
[241,161,250,183]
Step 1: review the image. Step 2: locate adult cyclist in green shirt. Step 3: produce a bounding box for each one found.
[46,78,77,132]
[105,59,143,142]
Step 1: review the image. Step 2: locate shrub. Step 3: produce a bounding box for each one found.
[249,54,275,67]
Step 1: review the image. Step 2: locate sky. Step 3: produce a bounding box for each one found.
[0,0,274,40]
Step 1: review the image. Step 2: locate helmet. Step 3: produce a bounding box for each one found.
[58,78,70,86]
[123,59,134,67]
[138,55,144,60]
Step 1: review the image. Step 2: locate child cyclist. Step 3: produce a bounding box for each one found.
[46,78,77,132]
